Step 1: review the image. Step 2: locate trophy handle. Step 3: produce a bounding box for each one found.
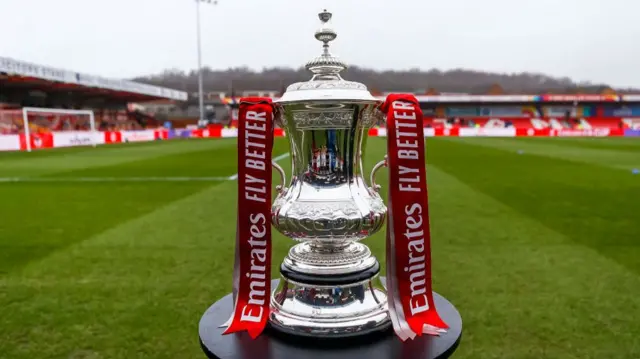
[272,161,287,193]
[369,155,388,192]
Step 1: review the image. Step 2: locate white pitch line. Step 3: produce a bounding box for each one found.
[227,152,290,180]
[0,177,231,183]
[273,152,291,162]
[0,153,292,184]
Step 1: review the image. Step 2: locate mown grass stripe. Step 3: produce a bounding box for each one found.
[0,177,232,183]
[448,137,640,171]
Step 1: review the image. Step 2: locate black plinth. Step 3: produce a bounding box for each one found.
[199,279,462,359]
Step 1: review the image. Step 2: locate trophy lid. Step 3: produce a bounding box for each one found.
[276,10,378,103]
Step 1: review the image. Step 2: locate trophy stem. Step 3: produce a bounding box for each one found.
[308,240,349,252]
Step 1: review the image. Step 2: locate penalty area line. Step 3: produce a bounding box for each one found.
[227,152,290,181]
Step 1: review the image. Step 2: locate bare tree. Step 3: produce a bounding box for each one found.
[133,66,636,96]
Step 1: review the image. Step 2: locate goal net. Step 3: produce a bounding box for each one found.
[1,107,97,151]
[0,109,23,135]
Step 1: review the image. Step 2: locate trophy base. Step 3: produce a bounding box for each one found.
[269,261,390,337]
[199,278,462,359]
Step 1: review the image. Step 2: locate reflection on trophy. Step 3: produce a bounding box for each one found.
[199,9,462,359]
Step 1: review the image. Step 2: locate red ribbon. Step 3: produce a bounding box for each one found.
[382,94,449,341]
[223,97,274,339]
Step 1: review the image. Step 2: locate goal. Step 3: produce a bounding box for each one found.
[21,107,97,152]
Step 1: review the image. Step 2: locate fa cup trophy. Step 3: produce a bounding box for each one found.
[199,9,462,359]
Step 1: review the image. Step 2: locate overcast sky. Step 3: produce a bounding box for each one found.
[1,0,638,87]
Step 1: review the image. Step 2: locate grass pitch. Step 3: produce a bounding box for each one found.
[1,137,639,358]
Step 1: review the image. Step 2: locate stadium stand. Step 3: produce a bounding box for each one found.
[1,56,639,151]
[0,109,160,134]
[622,118,640,129]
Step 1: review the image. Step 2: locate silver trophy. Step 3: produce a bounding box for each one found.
[269,9,391,337]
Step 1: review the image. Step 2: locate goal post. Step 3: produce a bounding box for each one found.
[22,107,97,152]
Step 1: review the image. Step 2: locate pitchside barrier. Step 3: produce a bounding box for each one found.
[0,127,632,152]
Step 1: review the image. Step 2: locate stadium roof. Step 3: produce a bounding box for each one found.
[0,56,188,102]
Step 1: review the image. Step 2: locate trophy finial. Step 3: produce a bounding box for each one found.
[314,9,337,50]
[306,9,346,79]
[318,9,332,23]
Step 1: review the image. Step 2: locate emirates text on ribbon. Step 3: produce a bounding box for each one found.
[392,100,431,316]
[240,110,269,324]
